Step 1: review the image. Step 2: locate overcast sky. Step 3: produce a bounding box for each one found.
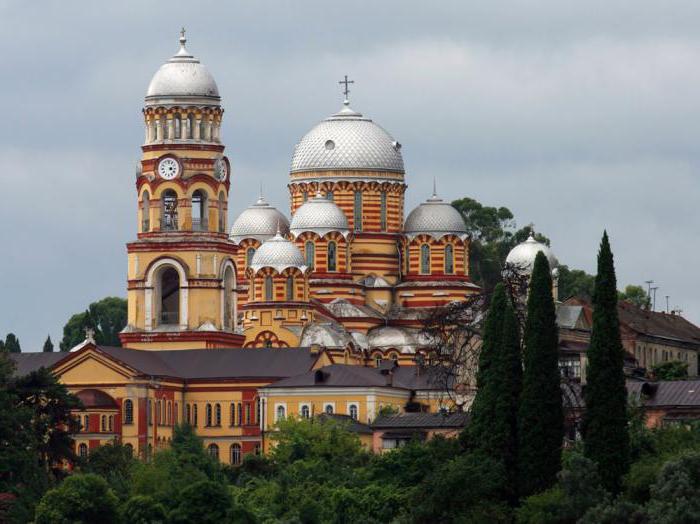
[2,1,699,351]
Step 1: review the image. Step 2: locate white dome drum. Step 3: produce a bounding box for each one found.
[289,192,350,239]
[290,102,404,176]
[250,233,307,274]
[404,192,468,240]
[230,197,290,245]
[505,233,558,274]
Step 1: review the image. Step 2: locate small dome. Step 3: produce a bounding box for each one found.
[230,196,290,244]
[368,326,424,353]
[250,232,307,273]
[290,192,350,238]
[404,191,468,240]
[145,31,220,106]
[505,233,558,273]
[290,101,404,175]
[300,321,353,348]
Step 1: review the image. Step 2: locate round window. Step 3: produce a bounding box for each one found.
[325,140,335,150]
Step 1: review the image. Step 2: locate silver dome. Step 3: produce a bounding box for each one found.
[230,197,290,244]
[404,192,468,240]
[290,102,404,174]
[505,233,558,273]
[145,32,220,106]
[290,192,350,239]
[299,321,353,348]
[250,232,307,274]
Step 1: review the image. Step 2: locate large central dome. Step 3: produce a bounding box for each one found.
[290,102,404,174]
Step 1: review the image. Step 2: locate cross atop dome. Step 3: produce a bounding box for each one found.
[338,75,354,104]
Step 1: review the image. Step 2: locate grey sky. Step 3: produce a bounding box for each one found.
[1,1,699,350]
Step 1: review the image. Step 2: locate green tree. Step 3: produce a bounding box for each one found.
[619,285,651,309]
[34,474,120,524]
[169,480,234,524]
[12,367,82,476]
[646,452,700,522]
[651,361,688,381]
[122,495,167,524]
[557,265,596,301]
[81,441,137,500]
[42,335,54,353]
[4,333,21,353]
[465,283,522,500]
[59,296,127,351]
[583,232,630,493]
[518,252,564,498]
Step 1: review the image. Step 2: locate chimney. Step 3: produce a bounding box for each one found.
[314,369,326,384]
[380,368,393,387]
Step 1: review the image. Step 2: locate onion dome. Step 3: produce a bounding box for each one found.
[250,232,307,273]
[505,232,558,274]
[404,189,468,240]
[230,196,290,244]
[289,192,350,239]
[145,29,220,106]
[290,101,404,175]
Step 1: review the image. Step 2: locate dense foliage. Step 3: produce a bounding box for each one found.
[59,296,127,351]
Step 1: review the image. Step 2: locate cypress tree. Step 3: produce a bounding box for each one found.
[466,283,522,499]
[4,333,21,353]
[583,232,629,493]
[42,336,54,353]
[517,251,563,497]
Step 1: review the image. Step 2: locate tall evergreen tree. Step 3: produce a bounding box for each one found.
[4,333,21,353]
[465,283,522,500]
[42,336,54,353]
[583,232,630,493]
[517,251,563,497]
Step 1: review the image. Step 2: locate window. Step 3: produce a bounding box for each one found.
[230,443,241,465]
[108,415,113,432]
[161,189,178,231]
[264,276,274,301]
[191,190,207,231]
[276,405,286,422]
[79,443,88,458]
[206,404,213,427]
[327,241,337,272]
[157,400,162,425]
[159,266,180,325]
[124,443,133,456]
[245,403,251,425]
[83,414,89,431]
[193,404,198,427]
[326,190,334,201]
[124,399,134,424]
[187,113,195,139]
[420,244,431,274]
[186,404,191,425]
[174,113,182,139]
[444,244,454,274]
[559,356,581,379]
[301,405,310,419]
[255,398,261,425]
[174,402,178,425]
[324,404,334,415]
[286,275,294,301]
[237,403,243,426]
[305,241,315,270]
[254,443,261,455]
[218,192,226,233]
[246,247,256,267]
[148,400,153,426]
[302,191,308,202]
[349,404,358,420]
[142,191,150,232]
[215,404,222,426]
[374,354,382,368]
[380,191,387,231]
[207,443,219,460]
[223,266,235,330]
[167,401,172,425]
[200,118,207,141]
[230,403,236,426]
[354,191,362,232]
[101,415,107,432]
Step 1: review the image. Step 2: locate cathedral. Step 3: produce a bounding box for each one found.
[12,33,552,462]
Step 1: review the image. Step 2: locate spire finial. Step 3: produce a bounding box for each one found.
[339,75,355,105]
[527,223,535,239]
[180,27,186,46]
[259,182,263,200]
[432,177,437,198]
[275,219,282,237]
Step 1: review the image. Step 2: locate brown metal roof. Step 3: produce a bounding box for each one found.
[372,412,469,429]
[9,352,68,376]
[628,380,700,407]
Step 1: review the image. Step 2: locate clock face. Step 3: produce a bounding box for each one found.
[214,157,228,181]
[158,157,180,180]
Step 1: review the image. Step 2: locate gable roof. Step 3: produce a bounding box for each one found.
[8,352,67,376]
[372,412,469,429]
[628,380,700,407]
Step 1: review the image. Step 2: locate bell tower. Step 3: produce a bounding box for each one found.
[120,30,244,349]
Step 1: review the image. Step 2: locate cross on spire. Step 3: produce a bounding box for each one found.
[338,75,354,103]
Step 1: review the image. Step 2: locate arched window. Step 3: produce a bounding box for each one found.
[159,267,180,325]
[245,403,251,425]
[326,190,334,201]
[276,405,286,421]
[374,354,382,368]
[100,415,107,432]
[230,444,242,465]
[327,241,337,272]
[123,399,133,425]
[174,402,178,425]
[78,443,88,458]
[186,404,191,424]
[237,403,243,426]
[124,443,133,456]
[108,415,114,432]
[264,275,273,301]
[174,113,182,139]
[142,191,150,232]
[191,190,207,231]
[325,404,334,415]
[193,404,198,427]
[218,192,226,233]
[301,405,310,419]
[167,401,172,425]
[255,398,261,424]
[302,191,308,202]
[83,414,89,431]
[161,189,178,231]
[305,241,315,270]
[215,403,222,426]
[206,404,213,427]
[380,191,387,231]
[188,113,196,139]
[286,275,294,301]
[444,244,454,274]
[390,353,399,365]
[147,400,153,426]
[354,191,363,232]
[200,117,207,141]
[420,244,431,274]
[207,443,219,460]
[349,404,358,420]
[230,403,235,426]
[223,266,235,330]
[163,117,170,140]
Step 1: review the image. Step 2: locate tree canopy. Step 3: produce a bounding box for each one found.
[59,296,127,351]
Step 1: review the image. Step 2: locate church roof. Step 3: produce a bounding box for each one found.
[9,352,66,376]
[371,412,469,430]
